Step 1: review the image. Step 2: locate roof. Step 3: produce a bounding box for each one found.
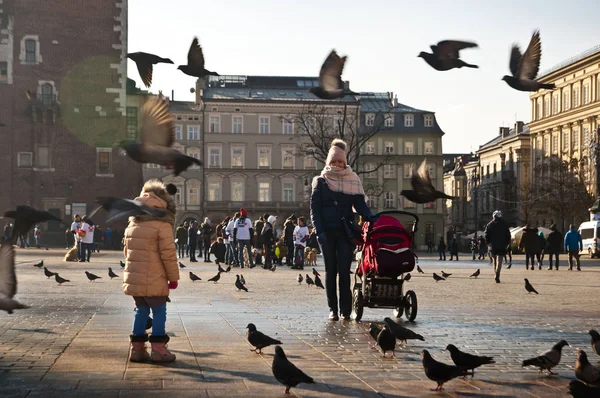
[358,93,431,113]
[202,87,359,103]
[478,124,530,151]
[537,44,600,80]
[168,100,196,112]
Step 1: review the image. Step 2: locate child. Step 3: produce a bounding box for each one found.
[275,239,287,266]
[123,179,179,363]
[210,237,226,265]
[292,217,309,270]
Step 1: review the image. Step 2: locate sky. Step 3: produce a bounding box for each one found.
[128,0,600,154]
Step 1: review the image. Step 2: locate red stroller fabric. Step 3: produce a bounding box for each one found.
[358,215,415,278]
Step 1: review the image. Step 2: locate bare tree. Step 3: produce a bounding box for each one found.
[518,180,536,226]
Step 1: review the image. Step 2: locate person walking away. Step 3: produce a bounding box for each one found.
[537,231,546,269]
[438,237,446,260]
[94,225,103,252]
[262,215,276,269]
[564,224,583,271]
[545,224,562,270]
[78,217,95,262]
[254,215,266,265]
[504,245,513,269]
[234,208,254,269]
[34,225,42,249]
[175,223,187,259]
[470,237,478,260]
[225,214,238,266]
[293,217,310,270]
[483,210,511,283]
[188,221,199,262]
[201,218,213,262]
[3,223,12,243]
[210,237,226,265]
[519,226,540,270]
[123,179,179,363]
[449,237,459,261]
[104,227,113,250]
[310,139,374,321]
[283,215,297,266]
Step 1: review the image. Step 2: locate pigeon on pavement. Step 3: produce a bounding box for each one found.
[235,275,248,292]
[297,274,303,285]
[314,275,325,289]
[85,271,101,282]
[309,50,357,100]
[589,330,600,357]
[179,262,186,269]
[575,349,600,386]
[445,344,495,378]
[127,52,173,88]
[43,267,56,278]
[524,278,539,294]
[54,274,70,285]
[272,346,315,394]
[108,268,119,279]
[217,264,226,272]
[189,272,201,282]
[369,323,382,343]
[240,274,246,285]
[33,260,44,268]
[418,40,478,71]
[433,273,446,282]
[3,205,62,244]
[376,324,397,358]
[441,271,452,278]
[384,317,425,344]
[417,265,424,273]
[470,269,481,278]
[522,339,569,374]
[120,260,125,268]
[422,349,468,391]
[305,274,314,287]
[404,273,411,282]
[177,37,219,78]
[312,268,320,277]
[568,379,600,398]
[502,30,555,92]
[0,243,30,313]
[401,159,455,204]
[247,323,282,354]
[208,272,221,283]
[225,265,231,273]
[120,95,201,176]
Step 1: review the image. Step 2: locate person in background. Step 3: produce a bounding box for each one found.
[175,223,187,259]
[4,223,13,243]
[470,237,478,260]
[449,236,459,261]
[34,225,42,249]
[283,215,297,266]
[234,208,254,269]
[483,210,511,283]
[262,215,276,269]
[78,216,95,262]
[292,216,310,270]
[187,221,199,262]
[438,237,446,261]
[536,231,546,269]
[254,215,266,266]
[104,227,113,250]
[225,214,238,266]
[210,237,226,266]
[71,214,82,259]
[564,224,583,271]
[200,217,213,262]
[519,225,540,270]
[477,236,486,260]
[545,223,562,270]
[65,227,73,249]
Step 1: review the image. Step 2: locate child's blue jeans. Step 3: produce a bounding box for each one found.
[133,303,166,336]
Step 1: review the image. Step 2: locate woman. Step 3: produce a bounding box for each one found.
[519,226,540,270]
[310,139,374,321]
[545,224,562,270]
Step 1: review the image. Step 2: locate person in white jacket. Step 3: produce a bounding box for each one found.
[292,217,310,269]
[225,213,238,266]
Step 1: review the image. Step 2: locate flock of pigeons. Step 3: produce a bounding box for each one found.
[181,261,249,292]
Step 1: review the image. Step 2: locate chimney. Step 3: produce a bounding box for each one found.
[344,81,350,90]
[514,121,524,134]
[393,95,398,108]
[171,90,174,101]
[499,127,510,137]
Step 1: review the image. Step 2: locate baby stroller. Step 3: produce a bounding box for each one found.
[351,210,419,322]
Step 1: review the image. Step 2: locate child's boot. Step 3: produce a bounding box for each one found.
[149,335,176,362]
[129,334,150,362]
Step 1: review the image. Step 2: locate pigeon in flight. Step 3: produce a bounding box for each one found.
[3,205,62,244]
[0,243,30,313]
[312,268,320,277]
[108,268,119,279]
[272,346,315,395]
[189,272,201,282]
[433,273,445,282]
[43,267,56,278]
[384,317,425,344]
[470,269,480,278]
[522,339,569,374]
[33,260,44,268]
[422,349,468,391]
[208,272,221,283]
[589,330,600,357]
[235,275,248,292]
[246,323,282,354]
[127,52,173,88]
[417,265,424,274]
[575,349,600,386]
[309,50,358,100]
[502,30,556,92]
[297,274,303,285]
[239,274,246,285]
[568,380,600,398]
[376,324,397,358]
[305,274,314,287]
[445,344,495,378]
[88,196,166,224]
[418,40,478,71]
[179,262,186,269]
[54,273,70,285]
[401,159,455,204]
[524,278,538,294]
[314,275,325,289]
[120,95,201,176]
[403,273,411,282]
[177,37,219,78]
[441,271,452,278]
[85,271,101,282]
[120,260,125,268]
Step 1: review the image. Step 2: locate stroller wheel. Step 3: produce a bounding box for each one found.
[393,306,404,319]
[404,290,418,322]
[351,287,364,322]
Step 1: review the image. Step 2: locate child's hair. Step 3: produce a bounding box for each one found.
[234,212,240,218]
[298,216,305,224]
[217,237,223,243]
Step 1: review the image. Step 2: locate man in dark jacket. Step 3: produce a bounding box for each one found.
[545,224,562,270]
[519,225,540,270]
[200,218,213,262]
[175,223,188,258]
[188,221,199,262]
[254,215,266,265]
[438,237,446,260]
[484,210,511,283]
[283,215,297,266]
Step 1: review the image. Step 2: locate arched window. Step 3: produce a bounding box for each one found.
[41,83,53,106]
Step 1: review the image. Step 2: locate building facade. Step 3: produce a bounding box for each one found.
[0,0,143,244]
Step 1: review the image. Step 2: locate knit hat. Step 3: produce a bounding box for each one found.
[268,215,277,224]
[240,208,248,217]
[325,139,347,166]
[204,217,210,224]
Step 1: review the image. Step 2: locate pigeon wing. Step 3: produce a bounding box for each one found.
[509,45,522,77]
[0,243,17,298]
[319,50,345,91]
[134,60,153,88]
[187,37,206,69]
[140,96,174,148]
[412,159,435,193]
[433,40,478,60]
[517,31,542,80]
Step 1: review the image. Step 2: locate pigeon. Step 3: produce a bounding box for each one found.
[208,272,221,283]
[433,273,446,282]
[88,196,166,224]
[502,30,556,92]
[272,346,315,394]
[120,260,125,268]
[3,205,62,244]
[417,265,424,273]
[120,95,201,176]
[246,323,282,354]
[43,267,56,278]
[312,268,320,277]
[127,52,174,88]
[225,265,231,273]
[314,275,325,289]
[108,268,119,279]
[401,159,455,204]
[568,380,600,398]
[422,349,468,391]
[589,330,600,357]
[524,278,538,294]
[384,317,425,344]
[376,324,397,358]
[178,262,186,269]
[217,264,226,272]
[33,260,44,268]
[470,269,480,278]
[575,350,600,386]
[309,50,358,100]
[0,243,30,313]
[305,274,314,287]
[166,297,171,303]
[177,37,219,78]
[369,323,383,342]
[418,40,478,71]
[240,274,246,285]
[445,344,495,378]
[85,271,101,282]
[403,273,411,282]
[54,273,69,285]
[441,271,452,278]
[270,265,277,272]
[522,339,569,374]
[297,273,303,285]
[45,246,49,250]
[235,275,248,292]
[189,272,201,282]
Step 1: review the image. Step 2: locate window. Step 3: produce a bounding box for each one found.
[0,61,7,78]
[384,141,394,154]
[573,87,580,107]
[17,152,32,167]
[537,100,542,120]
[584,84,590,104]
[208,146,221,168]
[231,146,244,168]
[553,134,558,153]
[258,182,270,202]
[367,197,377,208]
[25,39,37,63]
[231,181,244,202]
[258,147,271,168]
[552,95,558,114]
[365,163,376,178]
[427,164,435,179]
[186,147,201,168]
[383,164,395,179]
[304,154,316,169]
[232,116,243,134]
[572,128,579,150]
[259,116,270,134]
[404,163,415,178]
[563,90,570,111]
[283,182,294,202]
[544,136,549,153]
[37,147,49,168]
[188,125,199,140]
[424,115,434,127]
[365,113,375,127]
[187,187,199,205]
[404,114,414,127]
[424,142,434,155]
[563,131,569,151]
[209,115,220,133]
[175,125,182,140]
[583,127,590,147]
[282,148,294,168]
[404,141,414,154]
[283,119,293,135]
[208,182,221,201]
[96,148,112,175]
[384,114,394,127]
[366,141,375,154]
[544,97,549,116]
[384,192,395,208]
[126,107,137,139]
[174,186,183,205]
[403,197,415,208]
[41,83,53,106]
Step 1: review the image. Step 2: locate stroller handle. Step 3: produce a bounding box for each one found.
[370,210,419,234]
